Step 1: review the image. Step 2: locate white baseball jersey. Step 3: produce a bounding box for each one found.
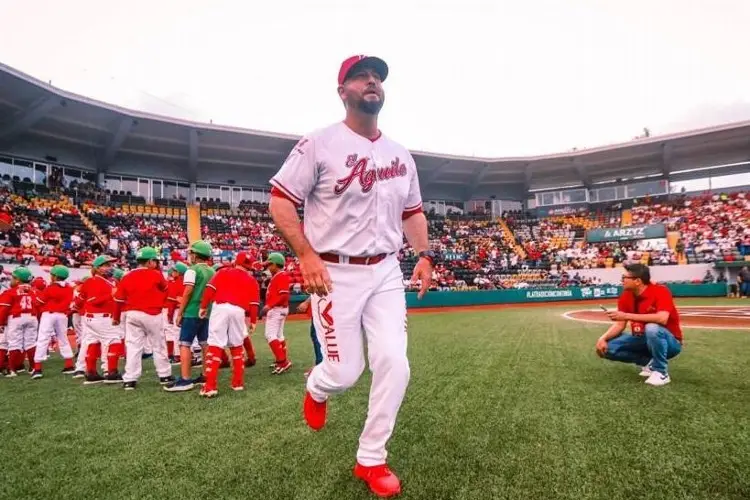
[270,122,423,257]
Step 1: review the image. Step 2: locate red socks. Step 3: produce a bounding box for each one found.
[63,357,74,369]
[9,350,23,372]
[86,343,102,375]
[280,340,288,360]
[25,347,35,369]
[243,336,256,363]
[167,340,174,358]
[33,362,42,372]
[229,346,244,388]
[269,340,286,364]
[204,345,224,391]
[106,342,123,374]
[0,349,7,370]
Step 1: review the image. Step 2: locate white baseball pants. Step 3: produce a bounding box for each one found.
[72,313,83,345]
[35,312,74,362]
[306,254,409,467]
[207,303,246,348]
[264,307,288,342]
[0,326,7,350]
[6,315,39,351]
[78,314,121,372]
[123,310,171,382]
[162,309,180,343]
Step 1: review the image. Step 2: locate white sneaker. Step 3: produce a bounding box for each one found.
[638,363,654,377]
[645,371,671,386]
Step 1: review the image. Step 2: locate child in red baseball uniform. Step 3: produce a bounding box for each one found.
[0,267,39,377]
[164,262,187,364]
[75,255,123,384]
[31,265,75,378]
[114,246,174,390]
[198,252,260,397]
[262,252,292,374]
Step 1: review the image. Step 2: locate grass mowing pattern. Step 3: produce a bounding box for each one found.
[1,298,748,499]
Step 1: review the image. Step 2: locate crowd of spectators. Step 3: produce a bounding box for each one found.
[2,179,749,292]
[0,188,102,267]
[629,192,750,263]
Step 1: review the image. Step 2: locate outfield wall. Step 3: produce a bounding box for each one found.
[289,283,726,310]
[3,265,725,310]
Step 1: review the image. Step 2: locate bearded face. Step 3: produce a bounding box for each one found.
[339,67,385,115]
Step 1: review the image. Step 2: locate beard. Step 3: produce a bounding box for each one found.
[349,94,384,115]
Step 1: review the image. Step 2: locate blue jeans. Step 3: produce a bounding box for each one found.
[310,321,323,365]
[605,323,682,375]
[741,282,750,297]
[179,317,209,346]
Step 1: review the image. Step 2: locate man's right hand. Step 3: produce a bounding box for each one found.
[297,300,309,313]
[175,312,183,327]
[595,337,608,358]
[300,253,333,296]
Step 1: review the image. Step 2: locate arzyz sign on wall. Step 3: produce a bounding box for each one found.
[586,224,666,243]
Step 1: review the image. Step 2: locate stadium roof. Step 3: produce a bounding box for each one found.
[1,61,749,201]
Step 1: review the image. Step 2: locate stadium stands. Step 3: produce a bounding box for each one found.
[0,188,102,267]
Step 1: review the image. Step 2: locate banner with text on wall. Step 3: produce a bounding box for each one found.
[586,224,666,243]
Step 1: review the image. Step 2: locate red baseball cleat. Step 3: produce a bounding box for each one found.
[303,391,327,431]
[354,463,402,498]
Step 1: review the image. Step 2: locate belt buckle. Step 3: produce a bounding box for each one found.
[364,256,371,265]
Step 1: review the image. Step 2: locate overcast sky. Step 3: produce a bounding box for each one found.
[2,0,749,157]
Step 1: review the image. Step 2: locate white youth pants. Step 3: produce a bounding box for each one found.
[6,315,39,351]
[264,307,288,342]
[306,254,410,467]
[35,312,74,362]
[123,310,171,382]
[208,303,246,348]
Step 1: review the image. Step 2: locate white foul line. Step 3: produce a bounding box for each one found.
[561,309,750,331]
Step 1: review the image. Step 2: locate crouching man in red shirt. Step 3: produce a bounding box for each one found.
[595,264,683,387]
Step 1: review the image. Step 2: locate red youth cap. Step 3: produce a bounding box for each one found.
[338,55,389,85]
[235,251,253,269]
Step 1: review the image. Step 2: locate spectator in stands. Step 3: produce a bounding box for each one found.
[595,264,682,387]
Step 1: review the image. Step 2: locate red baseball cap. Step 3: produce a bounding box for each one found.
[338,55,389,85]
[235,251,251,269]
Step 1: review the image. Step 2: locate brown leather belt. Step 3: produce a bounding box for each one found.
[320,252,388,266]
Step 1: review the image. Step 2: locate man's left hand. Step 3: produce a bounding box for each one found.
[606,310,628,322]
[411,257,433,299]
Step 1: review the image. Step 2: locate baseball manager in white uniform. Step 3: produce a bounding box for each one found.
[269,54,434,498]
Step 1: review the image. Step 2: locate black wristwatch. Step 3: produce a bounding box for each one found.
[418,250,437,265]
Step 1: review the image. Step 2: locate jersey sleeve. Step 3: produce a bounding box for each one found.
[402,155,423,220]
[269,135,317,206]
[278,273,291,294]
[183,269,197,287]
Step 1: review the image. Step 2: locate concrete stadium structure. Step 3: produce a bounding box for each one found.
[1,61,749,206]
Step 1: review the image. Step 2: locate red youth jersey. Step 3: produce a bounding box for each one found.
[113,267,168,320]
[265,271,290,308]
[618,283,683,342]
[201,267,260,322]
[0,284,38,324]
[36,282,74,314]
[165,275,184,313]
[75,276,115,315]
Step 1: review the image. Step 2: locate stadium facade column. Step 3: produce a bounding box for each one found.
[189,183,197,203]
[97,172,105,188]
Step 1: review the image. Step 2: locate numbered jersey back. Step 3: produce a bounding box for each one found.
[4,285,37,316]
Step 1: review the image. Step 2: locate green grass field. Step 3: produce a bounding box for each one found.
[2,298,749,500]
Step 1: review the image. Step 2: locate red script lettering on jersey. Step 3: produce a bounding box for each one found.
[334,154,407,195]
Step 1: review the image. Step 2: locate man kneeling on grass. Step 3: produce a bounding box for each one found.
[595,263,683,386]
